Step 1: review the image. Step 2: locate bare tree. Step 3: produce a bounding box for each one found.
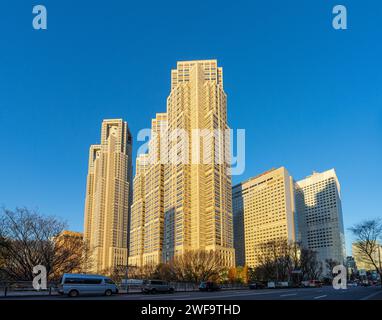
[299,248,322,280]
[169,250,225,283]
[52,231,93,280]
[325,259,339,279]
[350,219,382,286]
[0,207,91,281]
[254,240,301,282]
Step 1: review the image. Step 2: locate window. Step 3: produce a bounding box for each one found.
[105,279,115,285]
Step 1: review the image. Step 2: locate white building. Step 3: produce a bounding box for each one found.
[295,169,346,275]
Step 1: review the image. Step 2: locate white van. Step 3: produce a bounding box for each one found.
[58,274,119,297]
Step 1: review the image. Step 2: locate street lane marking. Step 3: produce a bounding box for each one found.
[313,295,327,299]
[176,290,294,300]
[360,291,381,301]
[137,294,192,300]
[280,293,297,297]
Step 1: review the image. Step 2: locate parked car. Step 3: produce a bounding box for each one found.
[347,282,358,287]
[301,280,322,288]
[360,280,371,287]
[58,274,119,297]
[249,282,265,289]
[199,281,221,292]
[276,281,290,288]
[142,280,174,294]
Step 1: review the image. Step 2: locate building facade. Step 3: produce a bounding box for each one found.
[295,169,346,274]
[352,242,382,272]
[84,119,132,273]
[128,154,149,267]
[232,167,296,267]
[162,60,234,266]
[129,60,235,267]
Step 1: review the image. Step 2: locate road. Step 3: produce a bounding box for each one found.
[3,285,382,300]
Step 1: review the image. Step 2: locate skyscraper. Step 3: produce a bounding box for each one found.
[129,60,235,267]
[162,60,234,266]
[232,167,296,267]
[295,169,346,274]
[84,119,132,273]
[128,154,149,267]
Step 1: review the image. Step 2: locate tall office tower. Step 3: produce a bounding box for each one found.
[128,113,167,267]
[295,169,346,274]
[128,154,149,267]
[161,60,235,266]
[84,119,132,273]
[232,167,296,268]
[143,113,167,266]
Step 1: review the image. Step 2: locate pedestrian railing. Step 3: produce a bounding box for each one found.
[0,281,58,297]
[0,280,249,297]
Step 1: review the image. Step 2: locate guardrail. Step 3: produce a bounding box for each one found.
[0,281,58,297]
[0,281,249,297]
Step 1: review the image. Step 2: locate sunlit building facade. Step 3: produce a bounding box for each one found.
[295,169,346,274]
[84,119,132,273]
[352,242,381,272]
[129,60,235,267]
[128,154,149,267]
[162,60,235,266]
[232,167,296,267]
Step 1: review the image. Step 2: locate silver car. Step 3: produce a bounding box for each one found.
[142,280,174,294]
[58,274,119,297]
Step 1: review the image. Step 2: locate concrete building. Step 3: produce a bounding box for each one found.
[162,60,235,266]
[352,242,382,272]
[143,113,167,266]
[295,169,346,274]
[129,60,235,267]
[232,167,296,267]
[53,231,84,276]
[128,154,149,267]
[83,119,132,273]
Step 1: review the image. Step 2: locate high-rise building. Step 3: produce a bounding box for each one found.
[162,60,234,266]
[129,60,235,267]
[232,167,296,267]
[129,113,168,267]
[295,169,346,274]
[128,154,149,267]
[84,119,132,273]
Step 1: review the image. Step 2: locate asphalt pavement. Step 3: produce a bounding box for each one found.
[2,285,382,300]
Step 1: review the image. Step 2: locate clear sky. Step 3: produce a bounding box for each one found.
[0,0,381,256]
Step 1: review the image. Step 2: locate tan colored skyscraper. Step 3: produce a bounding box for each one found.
[232,167,296,267]
[143,113,167,266]
[162,60,235,266]
[129,60,235,267]
[128,154,149,267]
[84,119,132,273]
[129,113,167,267]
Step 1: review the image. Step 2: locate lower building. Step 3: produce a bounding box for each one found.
[295,169,346,275]
[352,242,382,272]
[232,167,296,268]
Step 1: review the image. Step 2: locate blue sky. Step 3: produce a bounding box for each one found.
[0,0,381,256]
